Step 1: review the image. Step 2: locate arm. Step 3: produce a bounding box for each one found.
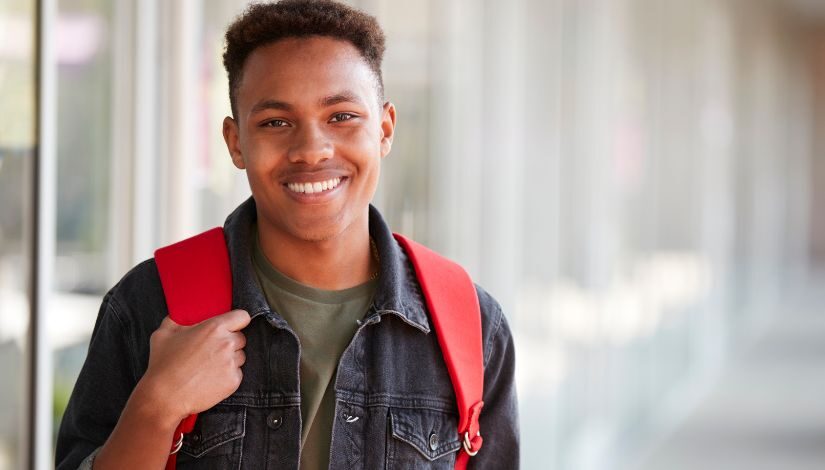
[89,380,186,470]
[55,292,139,470]
[471,305,520,469]
[55,291,250,470]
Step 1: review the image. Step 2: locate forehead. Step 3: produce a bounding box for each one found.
[237,36,378,113]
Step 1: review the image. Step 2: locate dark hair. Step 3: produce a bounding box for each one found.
[223,0,386,117]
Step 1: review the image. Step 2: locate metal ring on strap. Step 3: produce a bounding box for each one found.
[463,431,481,456]
[170,432,184,455]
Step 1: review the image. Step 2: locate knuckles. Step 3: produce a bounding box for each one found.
[149,329,165,345]
[218,336,235,352]
[236,350,247,367]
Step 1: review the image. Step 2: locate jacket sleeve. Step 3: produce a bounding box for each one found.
[471,301,520,469]
[55,290,141,470]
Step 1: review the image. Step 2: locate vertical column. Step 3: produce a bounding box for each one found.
[427,0,485,275]
[108,0,136,284]
[695,0,734,383]
[809,36,825,265]
[30,0,56,468]
[782,36,813,288]
[158,0,201,243]
[478,0,526,313]
[132,0,160,262]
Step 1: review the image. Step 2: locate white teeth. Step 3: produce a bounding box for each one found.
[286,177,343,194]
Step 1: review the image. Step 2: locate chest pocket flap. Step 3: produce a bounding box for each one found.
[389,408,462,461]
[181,405,246,458]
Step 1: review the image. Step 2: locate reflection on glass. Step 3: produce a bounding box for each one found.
[51,0,114,449]
[0,1,35,468]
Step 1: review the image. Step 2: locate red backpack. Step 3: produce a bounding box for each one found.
[154,228,484,470]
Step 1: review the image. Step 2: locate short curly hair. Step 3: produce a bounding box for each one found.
[223,0,386,118]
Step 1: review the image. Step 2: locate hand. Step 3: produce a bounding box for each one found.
[139,309,251,420]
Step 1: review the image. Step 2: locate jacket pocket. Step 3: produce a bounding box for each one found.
[386,408,461,469]
[177,404,246,468]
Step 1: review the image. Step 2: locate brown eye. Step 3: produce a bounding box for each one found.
[330,113,355,123]
[264,119,289,127]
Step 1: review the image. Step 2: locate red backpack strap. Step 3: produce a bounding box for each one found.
[153,227,232,470]
[393,233,484,469]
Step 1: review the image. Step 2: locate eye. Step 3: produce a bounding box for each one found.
[263,119,289,128]
[330,112,355,123]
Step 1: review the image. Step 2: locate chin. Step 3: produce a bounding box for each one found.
[293,229,339,243]
[288,219,348,243]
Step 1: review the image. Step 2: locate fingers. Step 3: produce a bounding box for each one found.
[229,331,246,350]
[234,349,246,367]
[214,309,251,331]
[159,315,180,329]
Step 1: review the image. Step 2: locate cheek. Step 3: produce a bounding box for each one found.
[243,156,266,174]
[358,158,382,197]
[344,128,383,163]
[242,136,280,168]
[243,156,278,190]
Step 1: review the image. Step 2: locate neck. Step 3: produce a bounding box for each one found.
[256,213,377,291]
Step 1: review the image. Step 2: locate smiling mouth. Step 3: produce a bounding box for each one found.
[285,176,345,194]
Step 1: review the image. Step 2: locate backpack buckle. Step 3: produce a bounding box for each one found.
[461,401,484,456]
[463,431,481,456]
[170,432,184,455]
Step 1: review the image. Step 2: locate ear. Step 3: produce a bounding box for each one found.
[379,102,396,158]
[223,116,245,169]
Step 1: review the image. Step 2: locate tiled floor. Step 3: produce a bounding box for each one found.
[636,290,825,470]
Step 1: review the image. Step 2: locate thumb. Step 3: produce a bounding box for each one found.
[215,309,251,331]
[159,315,181,329]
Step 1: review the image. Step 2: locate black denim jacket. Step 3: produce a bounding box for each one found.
[55,198,520,469]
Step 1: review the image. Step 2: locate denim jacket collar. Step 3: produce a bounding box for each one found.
[222,197,431,334]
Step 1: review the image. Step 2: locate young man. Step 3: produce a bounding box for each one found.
[55,1,519,469]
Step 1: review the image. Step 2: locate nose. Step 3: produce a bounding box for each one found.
[287,123,333,165]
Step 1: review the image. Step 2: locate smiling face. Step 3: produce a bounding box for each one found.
[223,36,396,243]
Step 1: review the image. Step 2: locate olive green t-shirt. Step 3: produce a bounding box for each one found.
[252,234,376,470]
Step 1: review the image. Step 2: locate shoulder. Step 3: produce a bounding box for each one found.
[108,258,166,315]
[79,258,168,383]
[98,258,168,346]
[472,283,511,367]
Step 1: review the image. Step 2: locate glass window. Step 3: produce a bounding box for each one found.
[51,0,115,450]
[0,1,36,467]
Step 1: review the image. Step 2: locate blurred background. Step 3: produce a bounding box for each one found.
[2,0,825,469]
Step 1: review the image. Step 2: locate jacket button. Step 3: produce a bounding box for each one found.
[429,432,439,451]
[267,412,283,430]
[190,431,201,443]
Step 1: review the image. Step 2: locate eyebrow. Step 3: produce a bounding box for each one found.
[319,91,364,108]
[249,91,365,115]
[250,99,292,114]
